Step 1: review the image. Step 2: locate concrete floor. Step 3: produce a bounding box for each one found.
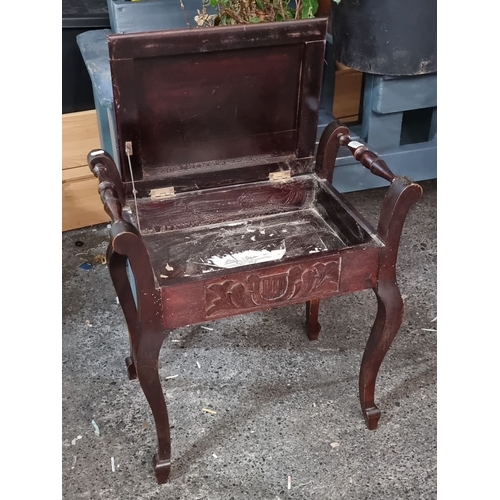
[62,179,437,499]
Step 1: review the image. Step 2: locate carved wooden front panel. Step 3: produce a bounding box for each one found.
[204,259,341,317]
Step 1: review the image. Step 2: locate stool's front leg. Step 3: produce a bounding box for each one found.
[360,177,423,429]
[135,329,171,483]
[89,149,172,483]
[111,228,172,484]
[315,126,423,428]
[360,282,403,429]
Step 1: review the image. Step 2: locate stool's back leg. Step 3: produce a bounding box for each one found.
[305,299,322,341]
[107,246,138,379]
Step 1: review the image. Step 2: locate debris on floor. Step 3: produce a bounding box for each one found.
[298,481,313,488]
[202,408,217,415]
[71,435,82,446]
[93,254,107,265]
[330,442,340,449]
[91,419,100,436]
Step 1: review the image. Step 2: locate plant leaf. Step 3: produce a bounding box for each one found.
[301,0,318,18]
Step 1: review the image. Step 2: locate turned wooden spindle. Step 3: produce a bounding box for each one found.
[316,120,397,185]
[88,149,128,224]
[339,134,395,183]
[88,149,126,204]
[96,179,124,223]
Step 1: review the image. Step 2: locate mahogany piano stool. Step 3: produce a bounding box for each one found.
[87,17,423,484]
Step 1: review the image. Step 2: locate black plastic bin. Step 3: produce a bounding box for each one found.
[331,0,437,76]
[62,0,110,114]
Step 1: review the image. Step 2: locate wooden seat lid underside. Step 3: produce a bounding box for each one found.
[107,19,328,191]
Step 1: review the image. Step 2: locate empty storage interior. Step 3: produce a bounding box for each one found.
[133,176,376,282]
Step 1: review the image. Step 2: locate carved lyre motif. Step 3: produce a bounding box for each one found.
[255,273,295,301]
[205,259,341,316]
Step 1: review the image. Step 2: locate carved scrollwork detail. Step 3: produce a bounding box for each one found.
[205,259,341,316]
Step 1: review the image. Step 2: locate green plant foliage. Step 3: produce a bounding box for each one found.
[195,0,319,27]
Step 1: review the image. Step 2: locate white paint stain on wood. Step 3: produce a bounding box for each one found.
[208,244,286,269]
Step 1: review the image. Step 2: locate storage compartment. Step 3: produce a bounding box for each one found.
[131,175,376,283]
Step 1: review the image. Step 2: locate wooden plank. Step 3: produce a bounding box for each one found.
[62,172,110,231]
[62,164,95,183]
[62,110,100,170]
[62,111,109,231]
[333,62,364,124]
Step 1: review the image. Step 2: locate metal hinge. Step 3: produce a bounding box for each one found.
[150,186,176,199]
[269,170,291,182]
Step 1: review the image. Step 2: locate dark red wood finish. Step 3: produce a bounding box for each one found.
[108,19,326,190]
[88,17,422,484]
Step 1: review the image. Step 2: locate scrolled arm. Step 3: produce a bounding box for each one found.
[315,119,395,184]
[315,120,350,183]
[88,151,160,327]
[326,127,423,249]
[315,120,423,265]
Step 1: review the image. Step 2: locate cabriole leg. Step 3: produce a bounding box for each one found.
[359,281,404,430]
[135,331,171,484]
